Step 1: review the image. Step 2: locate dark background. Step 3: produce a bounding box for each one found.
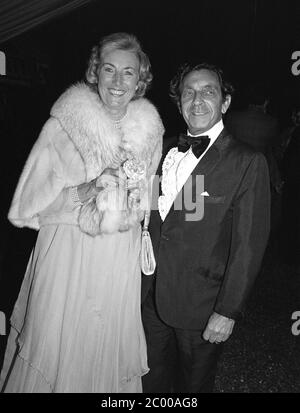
[0,0,299,384]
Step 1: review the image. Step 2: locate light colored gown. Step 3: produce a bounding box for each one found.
[0,208,148,393]
[0,84,163,393]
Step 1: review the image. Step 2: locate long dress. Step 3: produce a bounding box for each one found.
[1,224,148,392]
[0,83,163,393]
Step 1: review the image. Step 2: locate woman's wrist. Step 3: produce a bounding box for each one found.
[76,180,98,203]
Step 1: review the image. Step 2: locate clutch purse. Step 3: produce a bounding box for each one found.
[140,210,156,275]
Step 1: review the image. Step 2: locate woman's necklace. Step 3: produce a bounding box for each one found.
[112,111,127,130]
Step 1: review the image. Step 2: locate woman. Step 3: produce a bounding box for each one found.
[0,32,164,393]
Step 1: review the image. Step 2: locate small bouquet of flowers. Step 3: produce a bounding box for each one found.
[123,157,146,182]
[79,156,148,235]
[78,156,156,273]
[123,157,147,210]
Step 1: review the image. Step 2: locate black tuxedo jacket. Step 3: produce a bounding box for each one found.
[142,128,270,330]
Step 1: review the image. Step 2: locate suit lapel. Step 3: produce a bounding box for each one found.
[192,128,229,176]
[191,141,220,177]
[149,136,181,225]
[162,128,230,225]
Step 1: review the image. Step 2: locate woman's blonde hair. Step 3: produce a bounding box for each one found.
[86,32,153,99]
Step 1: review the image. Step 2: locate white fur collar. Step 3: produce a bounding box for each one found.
[51,83,164,180]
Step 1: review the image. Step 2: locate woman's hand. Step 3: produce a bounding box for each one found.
[96,167,127,191]
[76,179,100,203]
[77,168,127,203]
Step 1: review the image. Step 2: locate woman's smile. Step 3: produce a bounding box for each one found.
[109,88,126,96]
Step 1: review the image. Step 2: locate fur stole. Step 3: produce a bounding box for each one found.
[51,83,164,235]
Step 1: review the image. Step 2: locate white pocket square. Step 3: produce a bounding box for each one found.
[200,191,210,196]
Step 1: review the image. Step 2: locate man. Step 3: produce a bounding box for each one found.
[142,63,270,393]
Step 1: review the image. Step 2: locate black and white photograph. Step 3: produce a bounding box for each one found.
[0,0,299,398]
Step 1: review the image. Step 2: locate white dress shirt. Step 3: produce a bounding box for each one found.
[158,119,224,221]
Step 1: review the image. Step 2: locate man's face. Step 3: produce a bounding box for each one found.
[180,69,231,135]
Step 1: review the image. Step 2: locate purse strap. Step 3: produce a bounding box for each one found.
[143,210,150,231]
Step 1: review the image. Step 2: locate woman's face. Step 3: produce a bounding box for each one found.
[97,48,140,117]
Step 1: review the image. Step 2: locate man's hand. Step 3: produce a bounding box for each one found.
[202,312,235,344]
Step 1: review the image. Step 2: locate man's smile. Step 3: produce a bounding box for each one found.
[191,110,209,116]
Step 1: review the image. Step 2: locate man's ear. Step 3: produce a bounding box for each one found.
[221,95,231,115]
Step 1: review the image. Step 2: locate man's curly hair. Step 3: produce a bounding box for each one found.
[169,62,234,107]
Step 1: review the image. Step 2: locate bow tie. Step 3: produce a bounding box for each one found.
[177,133,210,158]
